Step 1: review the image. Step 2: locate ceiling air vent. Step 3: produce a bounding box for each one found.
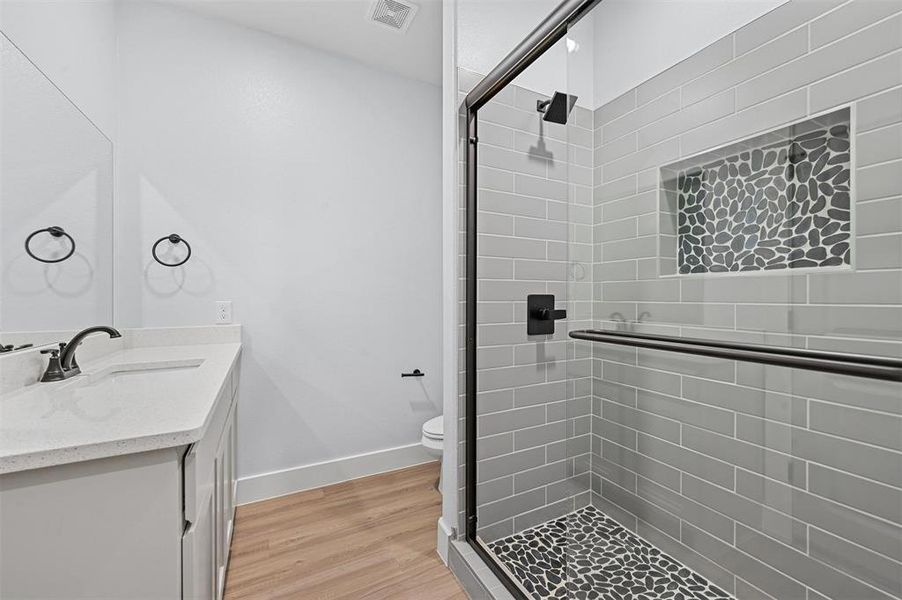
[368,0,419,33]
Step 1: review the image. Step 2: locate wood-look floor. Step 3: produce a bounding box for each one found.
[224,462,466,599]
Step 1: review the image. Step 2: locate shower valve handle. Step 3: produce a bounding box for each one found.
[527,294,567,335]
[536,307,567,321]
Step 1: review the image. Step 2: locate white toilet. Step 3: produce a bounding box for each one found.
[421,415,443,492]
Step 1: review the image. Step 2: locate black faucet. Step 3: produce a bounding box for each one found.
[40,326,122,382]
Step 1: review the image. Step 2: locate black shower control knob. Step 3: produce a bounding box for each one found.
[537,308,567,321]
[527,295,567,335]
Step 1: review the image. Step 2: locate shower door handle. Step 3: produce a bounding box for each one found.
[527,294,567,335]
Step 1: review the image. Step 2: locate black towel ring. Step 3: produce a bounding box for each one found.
[152,234,191,267]
[25,226,75,264]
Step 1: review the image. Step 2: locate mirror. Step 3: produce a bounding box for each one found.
[0,33,114,351]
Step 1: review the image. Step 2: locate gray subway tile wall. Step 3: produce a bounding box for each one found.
[732,0,846,56]
[589,2,902,599]
[810,50,902,114]
[737,13,902,110]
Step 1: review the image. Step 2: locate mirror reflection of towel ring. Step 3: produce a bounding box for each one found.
[25,226,76,264]
[152,234,191,267]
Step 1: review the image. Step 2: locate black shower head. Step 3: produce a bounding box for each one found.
[537,92,578,125]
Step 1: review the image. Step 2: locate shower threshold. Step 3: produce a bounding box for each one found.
[487,505,732,600]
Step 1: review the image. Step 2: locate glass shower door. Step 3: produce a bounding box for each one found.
[465,2,901,599]
[468,30,595,598]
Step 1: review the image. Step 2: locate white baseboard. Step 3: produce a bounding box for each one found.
[436,516,454,564]
[237,442,435,505]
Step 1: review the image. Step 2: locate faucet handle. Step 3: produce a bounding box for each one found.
[40,347,66,382]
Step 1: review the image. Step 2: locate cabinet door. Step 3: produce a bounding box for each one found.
[183,367,240,600]
[224,414,235,541]
[183,493,216,600]
[215,453,226,600]
[215,406,235,598]
[231,406,238,511]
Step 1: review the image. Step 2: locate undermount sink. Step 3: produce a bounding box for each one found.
[74,358,205,388]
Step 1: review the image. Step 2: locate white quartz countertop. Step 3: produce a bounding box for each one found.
[0,343,241,475]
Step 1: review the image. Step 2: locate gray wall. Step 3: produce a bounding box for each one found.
[590,2,902,599]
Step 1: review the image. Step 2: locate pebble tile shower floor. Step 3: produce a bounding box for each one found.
[488,506,732,600]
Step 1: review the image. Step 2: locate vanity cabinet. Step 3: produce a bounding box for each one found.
[183,374,238,600]
[0,358,240,600]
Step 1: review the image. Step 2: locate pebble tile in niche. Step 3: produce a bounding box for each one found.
[663,108,852,275]
[488,506,733,600]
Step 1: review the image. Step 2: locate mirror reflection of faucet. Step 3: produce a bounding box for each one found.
[609,312,651,332]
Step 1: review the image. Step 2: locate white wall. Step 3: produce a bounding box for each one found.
[116,2,443,485]
[0,0,117,139]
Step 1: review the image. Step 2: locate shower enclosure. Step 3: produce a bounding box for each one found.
[460,1,902,598]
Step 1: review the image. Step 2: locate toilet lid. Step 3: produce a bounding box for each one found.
[423,416,443,439]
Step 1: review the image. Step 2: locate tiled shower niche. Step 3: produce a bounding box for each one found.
[660,108,852,275]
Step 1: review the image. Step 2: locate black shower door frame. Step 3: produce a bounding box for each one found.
[462,1,602,597]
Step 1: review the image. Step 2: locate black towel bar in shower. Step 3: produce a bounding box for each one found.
[569,329,902,382]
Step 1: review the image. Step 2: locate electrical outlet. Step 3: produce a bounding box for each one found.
[216,301,232,324]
